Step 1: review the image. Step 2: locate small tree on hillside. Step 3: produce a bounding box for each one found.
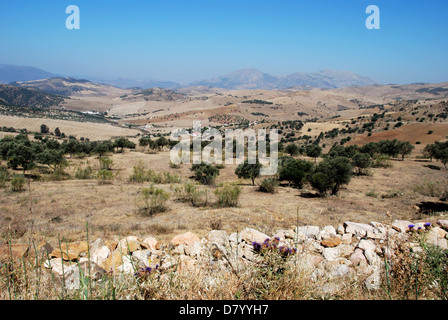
[285,143,299,156]
[309,156,353,196]
[40,124,50,134]
[38,149,66,172]
[279,158,314,188]
[305,144,322,162]
[352,152,373,175]
[397,141,414,161]
[235,159,262,186]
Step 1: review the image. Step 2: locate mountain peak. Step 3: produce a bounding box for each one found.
[190,68,376,90]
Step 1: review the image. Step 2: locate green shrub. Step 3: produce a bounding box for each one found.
[414,180,444,197]
[381,189,402,199]
[45,167,71,181]
[96,169,115,185]
[373,155,392,168]
[174,181,209,207]
[0,165,10,188]
[148,171,181,184]
[75,164,93,179]
[137,185,170,216]
[11,174,26,192]
[169,161,181,169]
[214,183,242,207]
[99,157,113,171]
[422,243,448,300]
[130,161,181,184]
[129,161,148,183]
[366,190,379,198]
[259,178,278,194]
[191,163,220,185]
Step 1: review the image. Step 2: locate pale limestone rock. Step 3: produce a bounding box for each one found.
[338,244,355,258]
[185,241,203,258]
[229,232,242,243]
[437,220,448,230]
[341,233,353,244]
[322,247,340,261]
[365,267,382,290]
[337,224,345,235]
[142,237,158,250]
[349,248,367,266]
[117,255,135,274]
[357,239,376,253]
[296,253,323,274]
[296,226,320,239]
[91,245,111,266]
[170,232,201,247]
[240,228,270,244]
[207,230,229,247]
[429,227,447,239]
[426,233,448,250]
[132,249,152,267]
[117,236,142,254]
[344,222,375,237]
[171,243,186,256]
[391,220,413,233]
[177,255,197,274]
[47,258,76,276]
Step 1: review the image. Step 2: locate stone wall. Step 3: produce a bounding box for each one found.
[1,219,447,294]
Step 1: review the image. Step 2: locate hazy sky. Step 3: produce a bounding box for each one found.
[0,0,447,84]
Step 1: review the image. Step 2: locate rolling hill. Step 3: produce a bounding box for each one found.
[0,84,65,108]
[11,77,131,97]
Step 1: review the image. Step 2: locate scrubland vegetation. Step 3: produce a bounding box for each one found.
[0,119,447,301]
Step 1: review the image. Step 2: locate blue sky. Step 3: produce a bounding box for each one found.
[0,0,447,84]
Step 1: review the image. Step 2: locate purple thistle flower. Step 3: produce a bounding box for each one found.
[424,222,431,227]
[408,224,415,229]
[252,241,262,251]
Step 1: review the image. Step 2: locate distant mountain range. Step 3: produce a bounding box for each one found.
[190,68,377,90]
[0,65,59,84]
[0,64,377,90]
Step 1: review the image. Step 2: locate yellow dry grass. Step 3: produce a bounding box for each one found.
[1,149,446,246]
[0,115,141,141]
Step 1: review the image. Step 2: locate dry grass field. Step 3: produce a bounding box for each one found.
[1,148,446,247]
[0,115,141,141]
